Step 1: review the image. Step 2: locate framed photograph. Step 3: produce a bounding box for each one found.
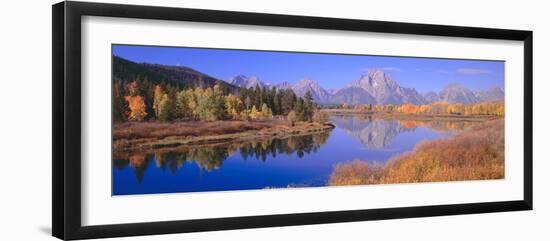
[52,1,533,240]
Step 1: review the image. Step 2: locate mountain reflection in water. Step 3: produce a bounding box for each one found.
[330,115,474,149]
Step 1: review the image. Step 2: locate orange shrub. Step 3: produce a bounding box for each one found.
[125,95,147,121]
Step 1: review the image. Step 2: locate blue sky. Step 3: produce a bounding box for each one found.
[113,45,504,93]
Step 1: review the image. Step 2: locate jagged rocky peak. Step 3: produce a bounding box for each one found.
[368,69,398,86]
[228,75,264,88]
[229,74,245,80]
[292,78,331,102]
[348,69,397,90]
[345,69,425,105]
[439,83,479,104]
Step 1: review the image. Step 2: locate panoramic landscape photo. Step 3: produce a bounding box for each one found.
[111,44,505,195]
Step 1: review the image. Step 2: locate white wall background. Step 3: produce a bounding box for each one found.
[0,0,547,240]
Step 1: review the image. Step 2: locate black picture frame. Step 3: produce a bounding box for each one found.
[52,1,533,240]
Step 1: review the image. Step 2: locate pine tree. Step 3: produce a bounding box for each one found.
[273,89,282,115]
[294,98,305,121]
[128,80,139,96]
[281,89,297,115]
[212,85,228,120]
[253,86,262,108]
[157,90,178,122]
[139,78,155,120]
[112,81,129,122]
[303,91,315,122]
[167,90,179,120]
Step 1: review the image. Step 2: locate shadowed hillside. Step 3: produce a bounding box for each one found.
[113,56,239,91]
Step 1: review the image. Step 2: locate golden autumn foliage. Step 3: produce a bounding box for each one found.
[396,119,477,132]
[347,101,504,116]
[329,119,504,186]
[153,84,164,118]
[249,105,262,120]
[418,104,431,113]
[399,103,420,114]
[125,95,147,121]
[447,103,465,114]
[157,93,172,122]
[371,101,504,116]
[260,103,273,119]
[329,160,385,185]
[114,79,317,124]
[224,94,244,120]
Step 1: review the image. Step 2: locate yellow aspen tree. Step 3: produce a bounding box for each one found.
[153,85,164,118]
[249,105,261,120]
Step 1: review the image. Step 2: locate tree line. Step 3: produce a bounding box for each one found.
[113,78,320,123]
[337,101,504,116]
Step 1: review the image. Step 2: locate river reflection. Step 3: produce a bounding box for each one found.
[113,132,331,183]
[112,116,478,195]
[331,115,475,149]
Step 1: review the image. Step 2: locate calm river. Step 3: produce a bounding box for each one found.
[112,115,473,195]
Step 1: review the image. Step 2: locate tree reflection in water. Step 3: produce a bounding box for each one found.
[113,130,332,182]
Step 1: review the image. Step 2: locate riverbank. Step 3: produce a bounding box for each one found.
[329,119,504,185]
[321,109,502,121]
[113,120,334,151]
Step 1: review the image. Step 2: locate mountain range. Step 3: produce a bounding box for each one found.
[228,70,503,105]
[114,56,503,105]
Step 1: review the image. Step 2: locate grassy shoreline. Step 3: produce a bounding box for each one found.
[329,119,504,185]
[113,120,334,151]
